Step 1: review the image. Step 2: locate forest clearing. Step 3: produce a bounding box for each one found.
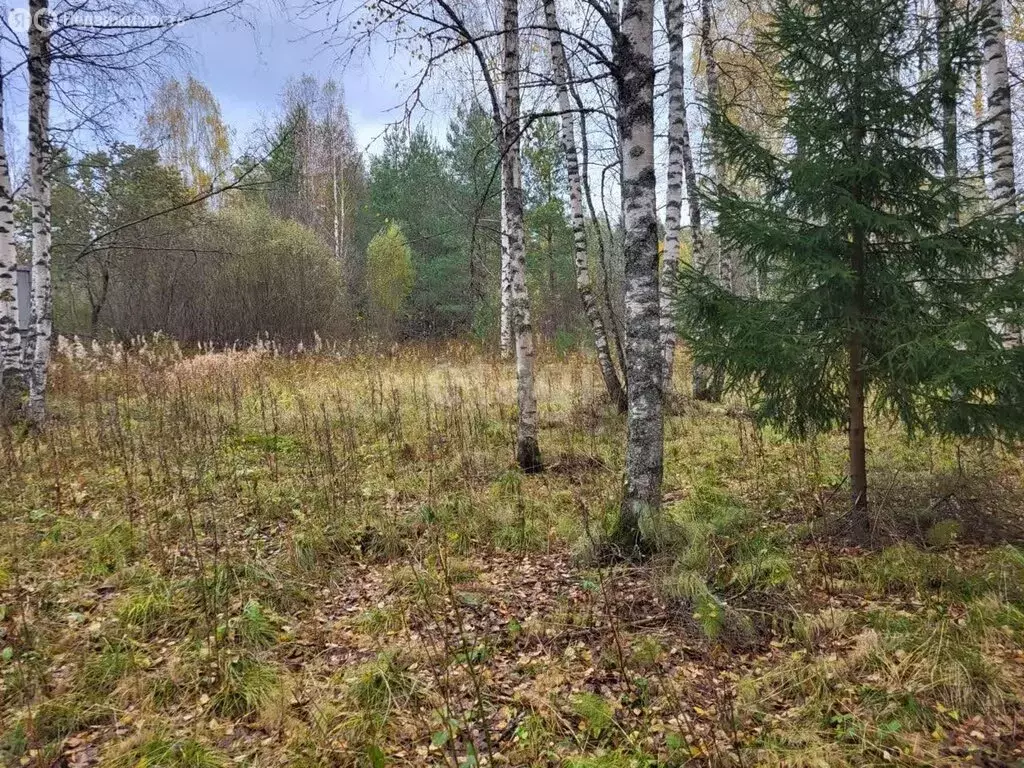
[2,342,1023,767]
[2,0,1024,761]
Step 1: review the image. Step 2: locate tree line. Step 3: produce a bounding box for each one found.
[1,0,1023,557]
[7,73,602,347]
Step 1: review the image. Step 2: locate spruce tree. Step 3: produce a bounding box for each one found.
[677,0,1024,535]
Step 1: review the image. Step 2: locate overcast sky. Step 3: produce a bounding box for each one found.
[2,0,673,211]
[0,0,452,163]
[171,0,678,216]
[173,0,448,158]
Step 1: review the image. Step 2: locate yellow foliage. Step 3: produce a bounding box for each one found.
[366,223,415,326]
[143,75,231,194]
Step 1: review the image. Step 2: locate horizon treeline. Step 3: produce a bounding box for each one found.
[40,75,616,347]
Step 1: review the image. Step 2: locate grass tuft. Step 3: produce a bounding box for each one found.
[211,654,285,722]
[233,599,279,649]
[852,543,983,599]
[83,522,136,577]
[346,651,420,717]
[117,582,176,636]
[108,735,226,768]
[570,692,615,738]
[80,638,141,695]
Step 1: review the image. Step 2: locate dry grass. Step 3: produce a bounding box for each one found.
[1,339,1023,766]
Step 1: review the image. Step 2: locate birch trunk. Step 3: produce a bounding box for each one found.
[660,0,701,387]
[503,0,541,470]
[27,0,53,425]
[700,0,730,289]
[975,63,986,180]
[693,0,727,400]
[544,0,627,413]
[499,187,513,358]
[614,0,663,555]
[499,76,513,361]
[574,93,628,381]
[0,60,24,408]
[332,151,342,263]
[981,0,1016,209]
[981,0,1020,345]
[679,54,705,305]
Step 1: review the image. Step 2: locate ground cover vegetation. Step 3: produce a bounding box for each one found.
[2,341,1023,767]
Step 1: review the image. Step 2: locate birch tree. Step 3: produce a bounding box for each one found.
[974,61,986,180]
[544,0,627,412]
[27,0,54,425]
[614,0,663,554]
[4,1,242,423]
[980,0,1015,209]
[500,189,513,358]
[278,77,360,266]
[142,76,232,194]
[692,0,728,399]
[326,94,347,264]
[659,0,702,387]
[0,60,23,408]
[330,0,543,466]
[574,96,629,381]
[980,0,1020,345]
[700,0,727,285]
[499,12,514,362]
[504,0,542,470]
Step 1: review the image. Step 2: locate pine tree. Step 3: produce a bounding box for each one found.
[677,0,1024,536]
[445,101,501,327]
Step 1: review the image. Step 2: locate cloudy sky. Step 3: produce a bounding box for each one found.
[168,0,677,214]
[0,0,458,162]
[173,0,451,157]
[2,0,667,207]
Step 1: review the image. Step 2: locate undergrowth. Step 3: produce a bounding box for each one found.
[1,341,1022,766]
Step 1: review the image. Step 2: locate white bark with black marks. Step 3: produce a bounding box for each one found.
[332,153,343,262]
[660,0,702,387]
[981,0,1016,210]
[699,0,752,297]
[700,0,726,284]
[575,91,629,383]
[504,0,541,470]
[679,55,704,294]
[615,0,663,554]
[544,0,627,412]
[974,63,986,181]
[28,0,53,425]
[0,60,24,407]
[980,0,1020,344]
[499,186,513,358]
